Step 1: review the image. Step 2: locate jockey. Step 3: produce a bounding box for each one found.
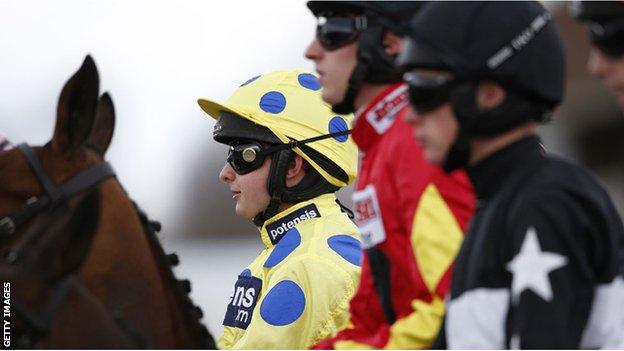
[399,2,624,348]
[571,1,624,110]
[305,2,475,349]
[197,69,361,349]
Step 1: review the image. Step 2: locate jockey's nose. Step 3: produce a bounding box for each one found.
[219,162,236,184]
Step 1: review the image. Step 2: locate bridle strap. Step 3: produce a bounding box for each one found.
[0,144,116,236]
[0,198,50,237]
[59,162,115,198]
[12,275,76,338]
[17,143,62,202]
[18,143,116,200]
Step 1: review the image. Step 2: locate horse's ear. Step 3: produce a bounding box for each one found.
[56,189,101,277]
[87,93,115,156]
[51,55,100,154]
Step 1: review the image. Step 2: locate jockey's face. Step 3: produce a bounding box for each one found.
[305,37,358,106]
[403,69,459,165]
[587,46,624,109]
[219,155,271,221]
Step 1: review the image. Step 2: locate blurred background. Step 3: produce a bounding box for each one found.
[1,0,622,337]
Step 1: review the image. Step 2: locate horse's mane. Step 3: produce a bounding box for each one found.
[132,202,215,349]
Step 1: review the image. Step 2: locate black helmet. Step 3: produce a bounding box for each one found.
[307,1,425,114]
[570,1,624,57]
[307,1,422,36]
[397,1,565,172]
[399,1,564,108]
[570,1,624,23]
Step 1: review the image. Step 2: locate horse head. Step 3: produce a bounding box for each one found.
[0,56,214,348]
[0,55,114,245]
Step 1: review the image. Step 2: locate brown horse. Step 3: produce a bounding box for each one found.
[1,189,143,348]
[0,56,214,348]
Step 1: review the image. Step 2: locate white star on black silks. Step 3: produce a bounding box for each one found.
[506,226,568,304]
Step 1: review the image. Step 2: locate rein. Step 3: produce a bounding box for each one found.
[9,275,76,348]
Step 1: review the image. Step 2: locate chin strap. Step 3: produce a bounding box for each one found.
[249,129,351,227]
[332,25,402,114]
[253,149,293,227]
[332,53,370,115]
[252,148,344,227]
[442,81,552,172]
[442,131,471,173]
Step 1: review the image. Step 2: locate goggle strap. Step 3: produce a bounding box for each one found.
[590,17,624,35]
[231,129,351,185]
[292,129,351,146]
[318,13,368,29]
[263,129,351,154]
[354,15,368,31]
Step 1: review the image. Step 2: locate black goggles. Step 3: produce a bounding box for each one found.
[227,141,285,175]
[226,128,351,175]
[403,71,457,114]
[316,13,367,51]
[589,18,624,58]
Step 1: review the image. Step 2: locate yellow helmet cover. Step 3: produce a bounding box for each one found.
[198,69,357,187]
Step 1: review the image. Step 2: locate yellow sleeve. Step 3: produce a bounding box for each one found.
[227,255,357,349]
[334,340,377,350]
[385,184,463,349]
[383,297,445,349]
[217,326,237,349]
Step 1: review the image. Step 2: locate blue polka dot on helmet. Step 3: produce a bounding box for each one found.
[198,69,358,188]
[297,73,321,91]
[259,91,287,114]
[328,117,349,143]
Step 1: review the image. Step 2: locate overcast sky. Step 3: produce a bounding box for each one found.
[0,0,321,237]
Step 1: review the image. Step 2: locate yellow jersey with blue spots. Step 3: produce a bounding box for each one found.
[218,193,362,349]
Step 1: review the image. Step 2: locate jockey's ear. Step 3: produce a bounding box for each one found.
[382,31,403,56]
[51,55,100,155]
[285,154,307,188]
[87,93,115,156]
